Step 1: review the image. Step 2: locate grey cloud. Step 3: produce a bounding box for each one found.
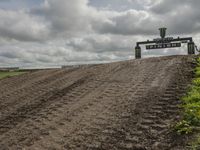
[150,0,185,14]
[0,0,199,68]
[149,0,200,35]
[67,34,135,54]
[150,0,200,15]
[93,0,200,37]
[31,0,94,38]
[92,10,161,36]
[0,39,127,68]
[0,9,50,42]
[1,0,200,41]
[0,51,20,59]
[0,0,95,42]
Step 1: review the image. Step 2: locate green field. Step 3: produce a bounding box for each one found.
[0,71,27,79]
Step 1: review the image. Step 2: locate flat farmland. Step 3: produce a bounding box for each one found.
[0,55,195,150]
[0,71,27,79]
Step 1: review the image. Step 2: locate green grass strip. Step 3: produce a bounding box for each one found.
[174,56,200,149]
[0,71,26,79]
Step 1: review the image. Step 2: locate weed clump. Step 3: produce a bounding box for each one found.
[175,57,200,134]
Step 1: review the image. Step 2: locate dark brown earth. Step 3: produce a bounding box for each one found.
[0,55,196,150]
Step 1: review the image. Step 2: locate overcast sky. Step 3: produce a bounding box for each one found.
[0,0,200,68]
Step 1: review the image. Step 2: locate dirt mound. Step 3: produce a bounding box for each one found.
[0,55,195,150]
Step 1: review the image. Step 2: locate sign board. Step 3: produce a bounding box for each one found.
[181,40,188,43]
[153,37,173,44]
[146,43,181,50]
[135,27,195,59]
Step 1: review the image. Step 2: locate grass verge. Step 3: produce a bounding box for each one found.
[0,71,27,79]
[174,57,200,149]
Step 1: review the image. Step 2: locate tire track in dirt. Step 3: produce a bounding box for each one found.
[0,62,125,149]
[0,68,76,103]
[0,66,97,118]
[0,55,195,150]
[20,57,167,149]
[0,70,58,93]
[63,60,169,150]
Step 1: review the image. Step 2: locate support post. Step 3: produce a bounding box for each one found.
[188,42,195,55]
[135,45,141,59]
[159,27,167,39]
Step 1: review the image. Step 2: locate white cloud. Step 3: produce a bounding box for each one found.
[32,0,97,38]
[0,0,199,68]
[0,9,50,42]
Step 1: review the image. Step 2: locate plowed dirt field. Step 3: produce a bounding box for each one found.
[0,55,196,150]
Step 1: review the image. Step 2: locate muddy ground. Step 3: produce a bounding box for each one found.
[0,55,196,150]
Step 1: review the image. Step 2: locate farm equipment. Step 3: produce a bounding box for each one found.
[135,27,199,59]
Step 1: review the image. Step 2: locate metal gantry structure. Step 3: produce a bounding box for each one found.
[135,28,197,59]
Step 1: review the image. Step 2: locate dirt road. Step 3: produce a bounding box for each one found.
[0,55,195,150]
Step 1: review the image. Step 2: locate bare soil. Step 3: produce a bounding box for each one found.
[0,55,196,150]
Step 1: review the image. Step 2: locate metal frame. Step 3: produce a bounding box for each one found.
[135,28,196,59]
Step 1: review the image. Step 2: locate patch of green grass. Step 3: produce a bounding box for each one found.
[175,56,200,149]
[190,135,200,150]
[175,120,194,135]
[193,78,200,86]
[0,71,26,79]
[183,87,200,104]
[196,69,200,77]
